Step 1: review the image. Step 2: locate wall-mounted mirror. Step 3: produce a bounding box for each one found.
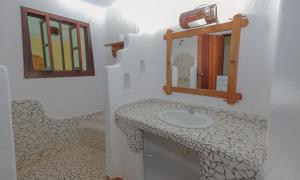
[164,14,249,104]
[172,34,231,91]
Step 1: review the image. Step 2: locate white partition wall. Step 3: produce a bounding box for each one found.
[104,38,145,180]
[266,0,300,179]
[104,64,145,180]
[104,32,170,179]
[0,65,17,180]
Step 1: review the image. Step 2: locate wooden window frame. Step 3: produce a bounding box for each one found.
[21,7,95,78]
[163,14,248,105]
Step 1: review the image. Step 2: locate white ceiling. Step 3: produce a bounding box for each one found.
[110,0,249,33]
[82,0,115,7]
[78,0,252,33]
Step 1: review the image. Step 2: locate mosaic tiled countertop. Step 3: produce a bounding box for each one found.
[115,98,268,179]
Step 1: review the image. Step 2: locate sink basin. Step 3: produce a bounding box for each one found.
[159,110,214,129]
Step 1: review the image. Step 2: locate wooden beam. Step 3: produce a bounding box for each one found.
[105,175,124,180]
[58,21,66,70]
[76,24,83,71]
[166,86,242,101]
[227,14,244,104]
[105,41,124,57]
[45,16,54,71]
[164,29,173,94]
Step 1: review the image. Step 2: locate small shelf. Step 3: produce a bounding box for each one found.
[105,41,124,57]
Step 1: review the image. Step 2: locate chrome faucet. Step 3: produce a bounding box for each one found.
[186,107,195,114]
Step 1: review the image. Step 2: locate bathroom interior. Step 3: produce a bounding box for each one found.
[0,0,299,180]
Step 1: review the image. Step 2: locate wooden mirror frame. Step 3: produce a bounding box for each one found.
[163,14,249,105]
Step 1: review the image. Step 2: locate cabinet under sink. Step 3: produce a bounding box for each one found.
[143,132,199,180]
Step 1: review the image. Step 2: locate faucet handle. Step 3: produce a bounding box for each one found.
[186,106,194,114]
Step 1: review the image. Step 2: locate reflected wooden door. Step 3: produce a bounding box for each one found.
[197,35,224,90]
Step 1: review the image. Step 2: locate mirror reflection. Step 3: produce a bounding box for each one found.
[171,34,231,91]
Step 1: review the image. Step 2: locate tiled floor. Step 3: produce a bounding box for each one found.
[17,145,106,180]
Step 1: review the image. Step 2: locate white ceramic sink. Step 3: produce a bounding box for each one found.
[159,110,214,129]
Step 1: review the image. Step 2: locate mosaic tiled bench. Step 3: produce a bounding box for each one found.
[116,98,268,180]
[12,99,106,180]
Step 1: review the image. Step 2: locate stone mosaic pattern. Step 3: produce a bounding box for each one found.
[115,98,268,180]
[12,99,106,180]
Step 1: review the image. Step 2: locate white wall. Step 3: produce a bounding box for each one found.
[266,0,300,179]
[0,66,17,180]
[0,0,113,118]
[105,7,138,43]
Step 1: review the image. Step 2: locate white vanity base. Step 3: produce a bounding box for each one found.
[144,132,199,180]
